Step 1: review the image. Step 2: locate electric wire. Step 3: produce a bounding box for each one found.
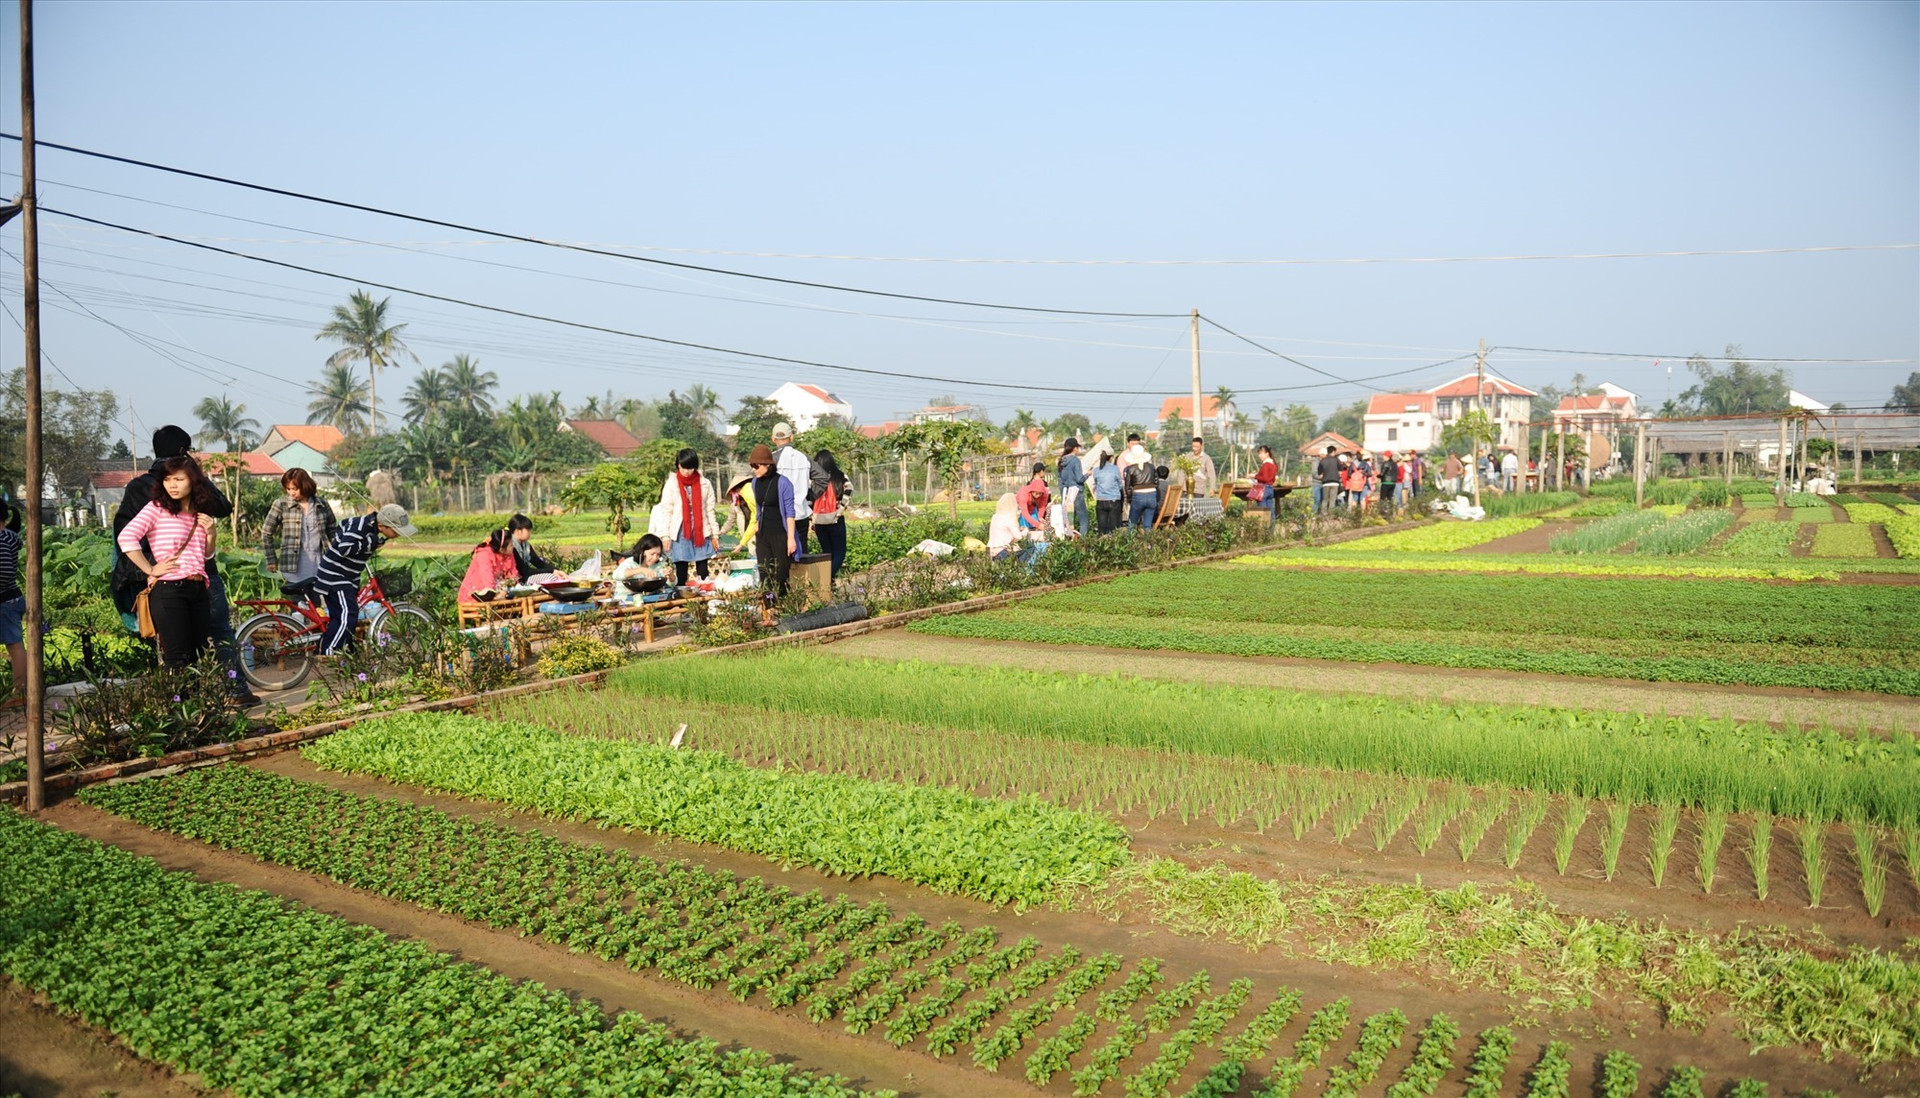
[4,135,1184,319]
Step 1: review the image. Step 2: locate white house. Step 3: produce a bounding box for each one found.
[1427,374,1537,451]
[769,383,855,432]
[1361,393,1438,454]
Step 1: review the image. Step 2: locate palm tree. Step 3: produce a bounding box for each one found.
[401,368,452,425]
[1210,385,1237,440]
[192,395,260,451]
[442,353,498,415]
[671,384,725,433]
[1003,408,1038,446]
[305,364,371,435]
[315,289,415,433]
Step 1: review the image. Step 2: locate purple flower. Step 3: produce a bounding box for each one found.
[227,669,237,679]
[356,672,368,682]
[171,694,181,702]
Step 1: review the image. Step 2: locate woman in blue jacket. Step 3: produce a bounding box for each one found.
[1090,451,1124,535]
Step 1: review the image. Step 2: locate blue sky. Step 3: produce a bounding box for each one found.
[2,0,1914,447]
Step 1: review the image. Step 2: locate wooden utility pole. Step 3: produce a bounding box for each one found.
[1634,421,1648,508]
[18,0,44,811]
[1188,309,1202,456]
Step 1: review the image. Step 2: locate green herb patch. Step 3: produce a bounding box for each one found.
[1810,524,1880,559]
[1708,521,1795,559]
[1887,515,1920,559]
[1790,506,1837,524]
[1842,502,1902,525]
[1547,510,1669,554]
[0,808,869,1097]
[1627,508,1735,556]
[1323,517,1540,553]
[1740,494,1781,508]
[303,712,1128,905]
[1241,551,1838,580]
[610,655,1920,825]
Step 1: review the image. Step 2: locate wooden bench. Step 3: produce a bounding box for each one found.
[456,594,538,630]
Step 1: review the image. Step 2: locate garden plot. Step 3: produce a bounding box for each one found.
[907,563,1920,694]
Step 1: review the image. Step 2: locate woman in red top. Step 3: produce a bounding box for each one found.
[116,455,220,667]
[1015,463,1051,530]
[1254,445,1279,516]
[457,528,519,604]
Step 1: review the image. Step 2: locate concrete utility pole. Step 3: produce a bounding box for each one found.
[1723,432,1734,487]
[1555,430,1565,492]
[1634,421,1648,508]
[1189,309,1202,456]
[1774,416,1789,505]
[18,0,44,811]
[1471,339,1486,508]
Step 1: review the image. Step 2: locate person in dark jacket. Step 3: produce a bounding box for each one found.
[112,424,257,703]
[747,444,795,617]
[505,513,554,581]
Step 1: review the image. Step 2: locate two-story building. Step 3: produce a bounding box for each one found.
[1155,395,1240,445]
[768,382,856,432]
[1360,393,1438,454]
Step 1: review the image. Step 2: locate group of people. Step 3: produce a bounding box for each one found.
[1310,445,1430,514]
[108,425,421,701]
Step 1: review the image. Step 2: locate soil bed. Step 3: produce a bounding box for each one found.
[824,632,1920,737]
[40,753,1879,1097]
[0,978,203,1098]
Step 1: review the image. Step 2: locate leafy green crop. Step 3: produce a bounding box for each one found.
[303,712,1127,906]
[1810,523,1879,559]
[1324,516,1540,553]
[0,809,870,1097]
[611,654,1920,826]
[1709,521,1795,559]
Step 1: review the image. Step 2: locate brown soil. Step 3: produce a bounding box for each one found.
[36,754,1886,1098]
[1459,521,1562,554]
[0,978,205,1097]
[827,632,1920,736]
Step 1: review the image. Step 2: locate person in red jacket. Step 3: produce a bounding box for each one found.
[1015,463,1051,531]
[1254,445,1279,517]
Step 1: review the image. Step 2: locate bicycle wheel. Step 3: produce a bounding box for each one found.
[366,603,437,653]
[235,612,316,692]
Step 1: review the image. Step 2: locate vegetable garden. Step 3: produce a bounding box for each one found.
[7,480,1919,1095]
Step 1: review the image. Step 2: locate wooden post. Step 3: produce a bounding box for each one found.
[1555,430,1565,492]
[1634,421,1647,508]
[1854,434,1863,484]
[1774,416,1788,505]
[1796,418,1809,491]
[18,0,44,812]
[898,458,908,504]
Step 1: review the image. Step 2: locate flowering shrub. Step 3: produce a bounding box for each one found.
[52,654,254,766]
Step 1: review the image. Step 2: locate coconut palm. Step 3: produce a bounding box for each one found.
[401,368,452,425]
[1003,408,1038,446]
[1210,385,1237,439]
[192,395,259,451]
[671,384,725,433]
[315,290,415,433]
[305,363,371,435]
[442,353,498,416]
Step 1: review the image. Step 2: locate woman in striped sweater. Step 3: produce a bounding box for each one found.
[116,455,221,668]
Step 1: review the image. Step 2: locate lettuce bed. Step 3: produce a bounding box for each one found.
[304,712,1128,905]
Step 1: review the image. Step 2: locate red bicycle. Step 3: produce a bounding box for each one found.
[233,571,434,691]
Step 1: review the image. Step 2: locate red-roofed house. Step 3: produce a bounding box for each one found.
[259,424,345,455]
[768,382,855,432]
[194,450,285,477]
[561,419,643,459]
[1156,395,1239,443]
[1426,373,1537,450]
[1361,393,1438,453]
[856,421,902,441]
[1299,431,1361,458]
[86,469,141,524]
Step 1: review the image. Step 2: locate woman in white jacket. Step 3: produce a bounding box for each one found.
[650,447,720,586]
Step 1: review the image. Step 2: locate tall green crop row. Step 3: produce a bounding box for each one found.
[610,655,1920,827]
[303,712,1128,907]
[1548,510,1668,554]
[1629,508,1736,556]
[0,809,869,1098]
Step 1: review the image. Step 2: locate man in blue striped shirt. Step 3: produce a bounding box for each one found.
[316,503,416,655]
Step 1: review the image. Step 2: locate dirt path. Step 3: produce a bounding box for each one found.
[0,978,204,1098]
[38,757,1878,1097]
[1459,521,1562,554]
[826,632,1920,735]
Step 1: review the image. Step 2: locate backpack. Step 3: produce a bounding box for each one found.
[811,479,838,516]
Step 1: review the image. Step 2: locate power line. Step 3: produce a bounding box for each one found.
[4,134,1184,319]
[1492,344,1909,365]
[46,207,1222,398]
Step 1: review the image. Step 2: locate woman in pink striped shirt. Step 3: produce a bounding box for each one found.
[116,455,220,668]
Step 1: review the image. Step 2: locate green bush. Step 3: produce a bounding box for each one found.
[536,634,627,678]
[842,513,969,572]
[1693,481,1730,507]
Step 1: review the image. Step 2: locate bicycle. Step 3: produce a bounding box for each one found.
[233,571,435,692]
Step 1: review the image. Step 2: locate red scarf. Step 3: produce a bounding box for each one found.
[677,470,707,548]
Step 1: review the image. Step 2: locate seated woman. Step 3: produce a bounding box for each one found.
[613,533,673,589]
[457,528,518,605]
[986,493,1046,565]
